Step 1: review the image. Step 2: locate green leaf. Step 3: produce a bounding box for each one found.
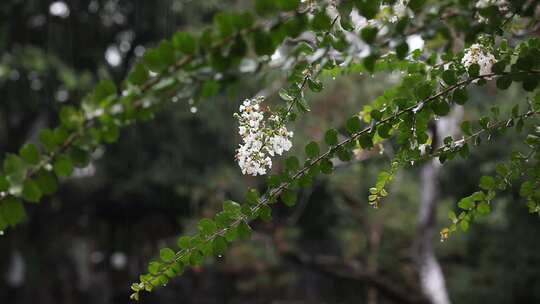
[22,180,42,203]
[360,26,378,44]
[214,13,235,37]
[279,88,294,101]
[448,211,457,222]
[200,80,220,98]
[224,227,238,242]
[255,0,278,16]
[233,12,255,30]
[253,30,274,56]
[460,121,472,136]
[408,0,426,11]
[198,219,217,236]
[305,141,320,158]
[230,35,248,57]
[358,133,373,149]
[355,0,380,19]
[4,154,26,180]
[346,116,361,134]
[520,181,533,197]
[458,197,474,210]
[160,248,176,263]
[237,221,252,240]
[285,156,300,172]
[432,100,450,116]
[479,175,495,190]
[395,42,409,59]
[496,76,512,90]
[340,17,354,32]
[276,0,300,11]
[177,236,191,250]
[59,106,84,130]
[415,82,433,100]
[20,143,40,165]
[311,11,332,31]
[127,64,149,86]
[363,54,378,73]
[0,197,26,226]
[94,79,116,102]
[223,200,242,218]
[460,219,469,232]
[307,78,323,92]
[324,129,339,146]
[53,155,74,178]
[468,63,480,78]
[378,123,392,138]
[258,204,272,222]
[102,124,119,143]
[477,202,491,215]
[39,129,58,152]
[213,236,228,256]
[491,61,506,74]
[320,159,333,174]
[156,41,175,66]
[442,70,457,85]
[35,170,58,195]
[296,97,310,112]
[281,189,297,207]
[0,175,9,192]
[337,147,352,161]
[452,88,468,105]
[189,250,204,266]
[172,32,197,54]
[246,188,260,205]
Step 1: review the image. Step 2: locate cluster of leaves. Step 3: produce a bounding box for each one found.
[131,41,540,303]
[0,0,308,231]
[1,0,540,301]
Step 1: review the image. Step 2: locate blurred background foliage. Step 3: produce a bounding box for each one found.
[1,0,539,303]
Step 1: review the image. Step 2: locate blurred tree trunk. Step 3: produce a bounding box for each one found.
[415,120,451,304]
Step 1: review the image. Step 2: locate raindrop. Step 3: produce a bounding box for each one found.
[119,41,131,53]
[31,79,42,91]
[49,1,70,18]
[55,89,69,102]
[105,46,122,67]
[9,70,20,81]
[88,1,99,13]
[134,46,146,57]
[190,107,198,114]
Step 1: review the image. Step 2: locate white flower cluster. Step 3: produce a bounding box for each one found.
[235,96,293,176]
[461,44,497,76]
[475,0,508,9]
[389,0,411,23]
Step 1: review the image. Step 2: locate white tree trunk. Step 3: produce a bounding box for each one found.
[416,159,450,304]
[414,107,462,304]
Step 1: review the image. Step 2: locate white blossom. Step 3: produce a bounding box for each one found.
[475,0,508,9]
[234,96,293,176]
[391,0,411,22]
[461,43,497,77]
